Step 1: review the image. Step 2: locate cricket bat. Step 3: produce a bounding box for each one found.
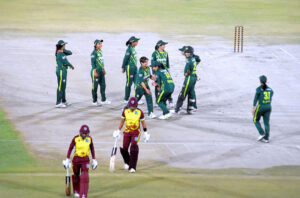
[109,137,118,172]
[65,167,71,196]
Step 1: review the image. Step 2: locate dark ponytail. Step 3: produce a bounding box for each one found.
[155,45,159,50]
[126,40,131,46]
[55,44,63,56]
[262,82,267,91]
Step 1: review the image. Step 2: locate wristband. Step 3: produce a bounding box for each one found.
[143,128,147,132]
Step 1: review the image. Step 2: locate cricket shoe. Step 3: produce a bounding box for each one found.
[148,112,157,119]
[55,103,67,108]
[123,164,129,170]
[165,112,173,118]
[154,103,158,107]
[92,102,101,106]
[188,106,197,113]
[129,168,136,173]
[261,139,269,143]
[138,100,144,105]
[74,192,80,197]
[159,114,168,120]
[169,109,175,114]
[122,100,128,104]
[63,101,71,106]
[100,100,111,105]
[257,135,265,141]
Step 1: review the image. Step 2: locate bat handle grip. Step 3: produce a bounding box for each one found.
[66,167,69,176]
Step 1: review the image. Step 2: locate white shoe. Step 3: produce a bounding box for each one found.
[123,100,128,104]
[129,168,136,173]
[261,139,269,143]
[55,103,67,108]
[154,103,158,107]
[92,102,101,106]
[63,101,71,106]
[148,112,157,119]
[74,192,80,197]
[159,115,167,120]
[165,113,173,118]
[188,106,197,112]
[123,164,129,170]
[257,135,265,141]
[169,109,175,114]
[138,100,144,105]
[100,100,111,105]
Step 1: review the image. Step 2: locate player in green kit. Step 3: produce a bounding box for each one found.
[91,39,111,106]
[122,36,139,104]
[135,57,156,119]
[151,40,174,108]
[252,75,274,143]
[151,61,175,120]
[175,46,198,114]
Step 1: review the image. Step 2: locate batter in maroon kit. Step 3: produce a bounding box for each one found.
[63,125,98,198]
[113,97,150,173]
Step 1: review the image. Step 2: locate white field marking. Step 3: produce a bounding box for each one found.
[279,47,299,61]
[165,144,177,156]
[271,52,279,59]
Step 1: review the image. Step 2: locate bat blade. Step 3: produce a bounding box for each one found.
[65,176,71,196]
[109,146,117,172]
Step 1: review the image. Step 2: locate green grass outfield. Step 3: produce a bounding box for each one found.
[0,0,299,36]
[1,108,300,197]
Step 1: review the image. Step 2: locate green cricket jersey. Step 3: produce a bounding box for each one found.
[122,45,137,69]
[184,56,197,77]
[135,66,151,88]
[56,50,73,70]
[253,86,274,106]
[151,50,170,70]
[91,49,104,72]
[156,69,174,91]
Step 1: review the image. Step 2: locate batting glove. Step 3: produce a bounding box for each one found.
[62,158,71,169]
[91,159,98,170]
[143,132,150,143]
[113,130,121,139]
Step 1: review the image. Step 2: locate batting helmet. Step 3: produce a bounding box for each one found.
[80,125,90,135]
[128,97,138,108]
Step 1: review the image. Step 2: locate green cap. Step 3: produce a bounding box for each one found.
[57,40,67,46]
[94,39,103,45]
[184,46,194,53]
[179,46,186,51]
[259,75,267,83]
[156,40,168,46]
[128,36,140,43]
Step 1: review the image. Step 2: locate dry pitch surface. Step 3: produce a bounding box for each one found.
[0,32,300,169]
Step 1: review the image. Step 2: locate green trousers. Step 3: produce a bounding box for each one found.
[157,87,174,115]
[155,86,173,104]
[91,69,106,102]
[253,104,272,140]
[124,65,137,101]
[135,86,153,115]
[56,68,67,105]
[175,76,196,112]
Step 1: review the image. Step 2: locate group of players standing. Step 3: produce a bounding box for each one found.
[55,36,201,119]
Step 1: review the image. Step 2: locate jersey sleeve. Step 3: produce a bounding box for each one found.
[137,69,144,84]
[89,137,96,159]
[253,88,260,106]
[140,109,145,121]
[62,55,73,68]
[63,49,72,56]
[184,62,190,75]
[67,136,76,158]
[121,109,126,119]
[194,55,201,64]
[122,49,131,69]
[156,72,162,87]
[151,52,157,66]
[91,51,97,68]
